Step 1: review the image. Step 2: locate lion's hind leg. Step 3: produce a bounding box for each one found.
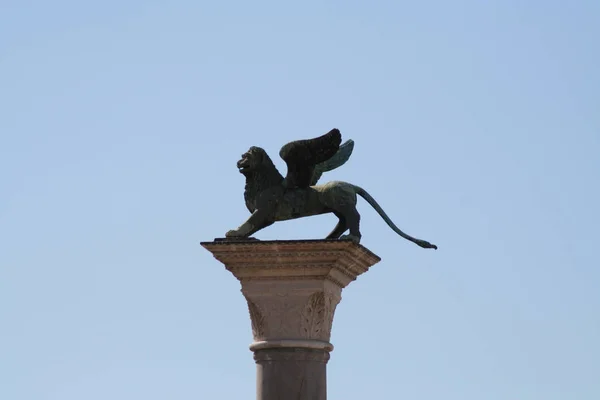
[326,214,347,239]
[320,183,362,243]
[336,206,362,243]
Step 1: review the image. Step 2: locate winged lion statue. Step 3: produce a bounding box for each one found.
[225,128,437,249]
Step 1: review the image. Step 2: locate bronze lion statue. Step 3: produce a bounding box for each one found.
[225,128,437,249]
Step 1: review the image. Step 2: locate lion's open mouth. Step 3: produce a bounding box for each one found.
[237,157,250,172]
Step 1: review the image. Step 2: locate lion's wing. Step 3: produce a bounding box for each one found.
[279,128,342,188]
[309,139,354,186]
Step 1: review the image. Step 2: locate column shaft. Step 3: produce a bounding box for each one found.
[255,348,329,400]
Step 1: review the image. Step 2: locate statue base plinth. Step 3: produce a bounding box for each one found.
[201,239,381,400]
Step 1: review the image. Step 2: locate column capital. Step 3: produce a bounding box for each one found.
[201,239,381,344]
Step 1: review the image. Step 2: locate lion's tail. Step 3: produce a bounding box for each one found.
[353,185,437,250]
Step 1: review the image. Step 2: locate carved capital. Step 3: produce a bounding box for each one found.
[242,285,341,342]
[201,239,380,346]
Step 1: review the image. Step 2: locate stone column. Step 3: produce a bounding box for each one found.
[201,239,380,400]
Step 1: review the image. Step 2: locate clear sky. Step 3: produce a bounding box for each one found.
[1,1,599,399]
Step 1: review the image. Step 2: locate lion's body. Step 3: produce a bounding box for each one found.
[226,147,438,249]
[232,174,364,241]
[262,181,356,222]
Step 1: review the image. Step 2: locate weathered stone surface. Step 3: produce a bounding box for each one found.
[201,239,381,400]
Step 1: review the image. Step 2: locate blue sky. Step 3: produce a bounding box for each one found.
[1,1,599,399]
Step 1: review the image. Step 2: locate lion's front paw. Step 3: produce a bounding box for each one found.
[225,229,242,238]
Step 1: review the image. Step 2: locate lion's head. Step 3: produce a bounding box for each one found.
[237,146,269,175]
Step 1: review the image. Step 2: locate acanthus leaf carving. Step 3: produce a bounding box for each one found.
[323,293,339,338]
[301,292,326,339]
[245,298,266,340]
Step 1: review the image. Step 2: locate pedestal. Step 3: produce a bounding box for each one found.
[201,239,381,400]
